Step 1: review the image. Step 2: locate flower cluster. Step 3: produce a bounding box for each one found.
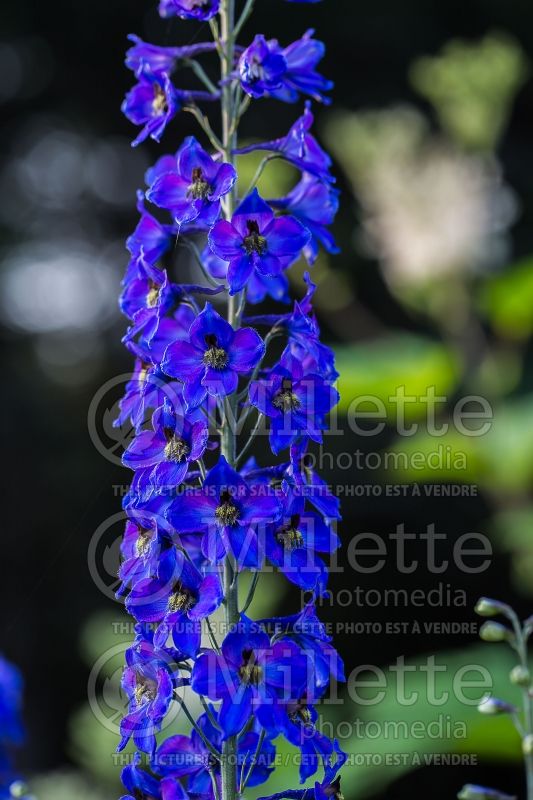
[116,1,345,799]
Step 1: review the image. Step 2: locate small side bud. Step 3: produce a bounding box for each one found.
[510,665,531,687]
[479,622,512,643]
[458,784,516,800]
[523,734,533,756]
[475,598,509,617]
[478,697,517,716]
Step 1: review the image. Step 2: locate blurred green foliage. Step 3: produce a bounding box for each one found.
[410,33,528,151]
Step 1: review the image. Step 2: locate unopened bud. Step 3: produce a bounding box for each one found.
[478,697,517,716]
[510,666,530,687]
[475,598,509,618]
[523,734,533,756]
[458,784,516,800]
[480,622,512,643]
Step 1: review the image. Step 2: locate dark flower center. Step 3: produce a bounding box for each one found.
[243,220,267,255]
[152,84,168,115]
[238,648,263,685]
[272,378,301,412]
[288,696,313,727]
[164,428,190,462]
[168,581,196,613]
[276,515,304,551]
[187,167,211,201]
[248,57,266,83]
[136,527,153,557]
[325,778,344,800]
[146,282,160,308]
[138,362,150,384]
[203,334,229,370]
[215,490,239,527]
[135,676,157,706]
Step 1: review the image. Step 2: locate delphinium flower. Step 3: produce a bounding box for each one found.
[239,30,332,104]
[115,1,345,799]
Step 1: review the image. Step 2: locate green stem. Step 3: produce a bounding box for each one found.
[219,4,240,800]
[507,610,533,800]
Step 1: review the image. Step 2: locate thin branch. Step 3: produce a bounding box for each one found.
[234,0,256,39]
[179,238,225,289]
[235,411,263,467]
[243,154,281,197]
[174,692,221,760]
[183,104,224,153]
[184,58,219,95]
[241,571,260,614]
[240,728,266,792]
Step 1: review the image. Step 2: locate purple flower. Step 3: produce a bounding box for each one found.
[166,455,281,568]
[270,173,340,264]
[122,71,217,147]
[126,34,216,77]
[126,548,223,657]
[235,103,334,183]
[239,31,332,105]
[147,137,237,229]
[203,246,291,305]
[208,189,310,295]
[257,741,347,800]
[122,71,182,148]
[191,617,312,737]
[162,303,264,408]
[126,192,174,264]
[123,399,208,488]
[249,352,339,454]
[159,0,220,20]
[120,763,162,800]
[154,706,275,798]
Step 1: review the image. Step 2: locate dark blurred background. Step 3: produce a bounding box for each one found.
[3,0,533,798]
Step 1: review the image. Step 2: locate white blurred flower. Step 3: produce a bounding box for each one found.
[361,145,516,287]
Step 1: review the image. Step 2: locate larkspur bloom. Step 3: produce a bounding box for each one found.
[159,0,220,20]
[191,617,312,736]
[126,35,216,77]
[147,137,237,229]
[235,103,335,183]
[166,455,281,567]
[126,548,223,656]
[239,30,332,104]
[162,302,264,408]
[208,189,310,295]
[115,0,345,797]
[249,351,339,454]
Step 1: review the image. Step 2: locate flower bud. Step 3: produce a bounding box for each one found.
[479,622,512,643]
[523,734,533,756]
[477,697,517,716]
[458,784,516,800]
[475,598,509,617]
[510,665,530,687]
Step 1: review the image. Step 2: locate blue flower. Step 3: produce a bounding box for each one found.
[264,496,340,595]
[126,35,216,77]
[235,103,334,183]
[122,71,217,147]
[258,603,345,690]
[125,548,223,657]
[154,706,276,798]
[118,630,180,755]
[162,303,264,408]
[191,617,312,737]
[166,456,281,568]
[159,0,220,20]
[208,189,310,295]
[249,351,339,454]
[270,174,340,264]
[239,31,332,105]
[146,137,237,229]
[123,399,208,488]
[126,192,174,265]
